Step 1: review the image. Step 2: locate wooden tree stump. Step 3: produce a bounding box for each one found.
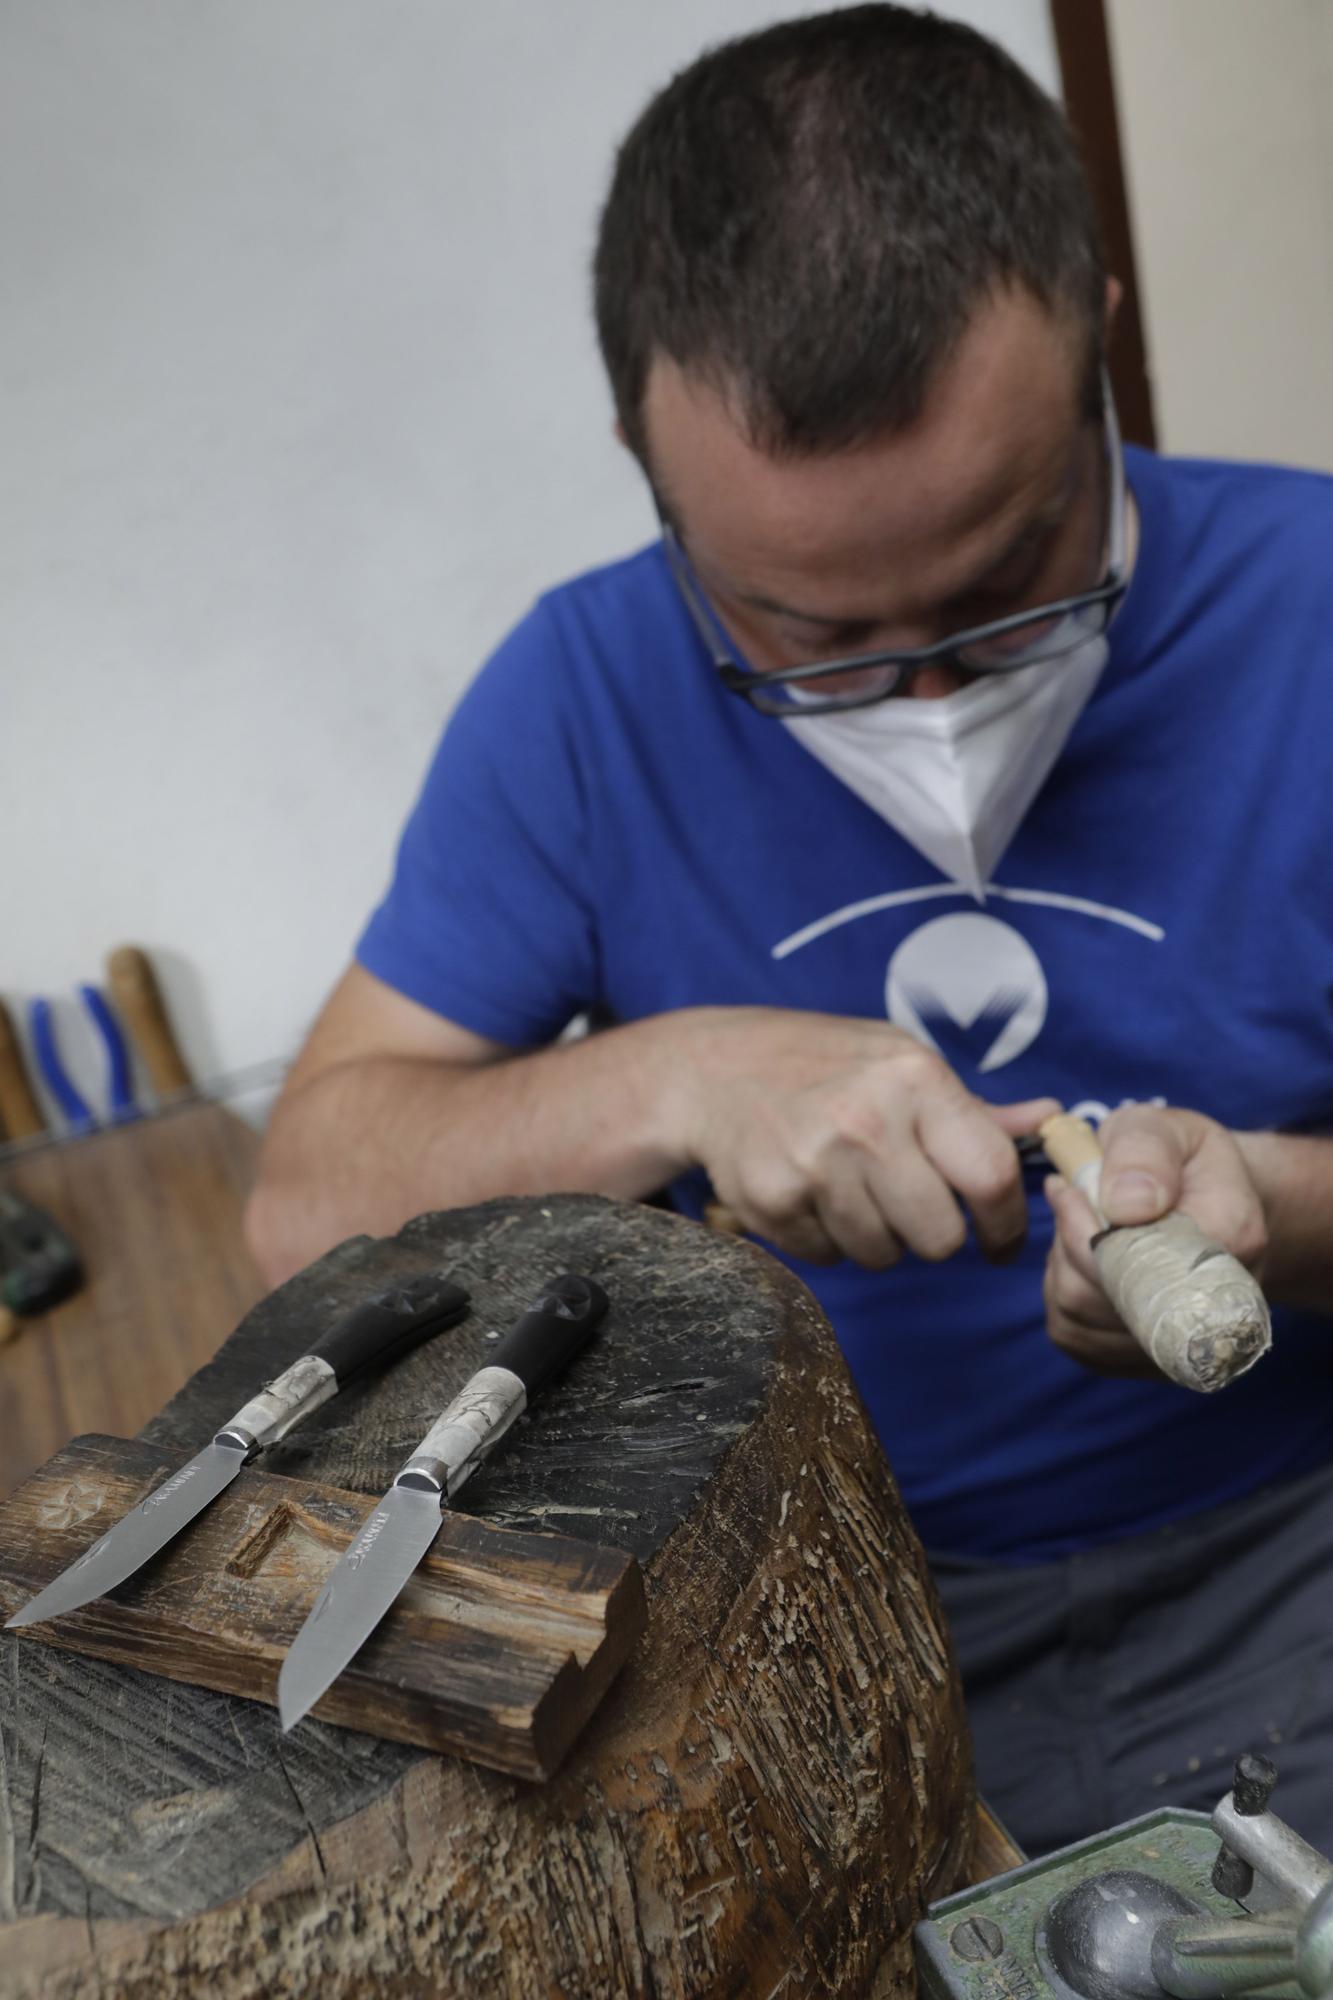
[0,1194,976,1998]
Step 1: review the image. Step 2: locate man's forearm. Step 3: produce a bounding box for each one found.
[247,1016,694,1285]
[1236,1130,1333,1313]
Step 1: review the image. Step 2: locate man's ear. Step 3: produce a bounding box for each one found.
[613,414,656,491]
[1103,276,1123,345]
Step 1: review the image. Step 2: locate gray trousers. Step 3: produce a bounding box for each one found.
[930,1458,1333,1861]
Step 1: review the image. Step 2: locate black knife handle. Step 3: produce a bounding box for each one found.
[489,1272,608,1395]
[311,1274,470,1386]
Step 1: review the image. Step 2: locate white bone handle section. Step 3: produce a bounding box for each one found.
[395,1365,527,1499]
[216,1354,338,1450]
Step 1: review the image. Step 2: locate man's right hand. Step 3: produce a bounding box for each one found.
[670,1007,1059,1268]
[248,970,1057,1285]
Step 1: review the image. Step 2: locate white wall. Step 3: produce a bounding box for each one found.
[0,1,1058,1127]
[1108,0,1333,470]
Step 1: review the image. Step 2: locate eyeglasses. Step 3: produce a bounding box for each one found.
[660,379,1129,717]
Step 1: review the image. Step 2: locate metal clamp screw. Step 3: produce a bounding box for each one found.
[1213,1755,1279,1902]
[950,1917,1005,1961]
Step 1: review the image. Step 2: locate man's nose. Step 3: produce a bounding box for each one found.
[900,661,971,700]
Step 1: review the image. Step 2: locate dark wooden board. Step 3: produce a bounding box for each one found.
[0,1193,976,1998]
[0,1434,646,1779]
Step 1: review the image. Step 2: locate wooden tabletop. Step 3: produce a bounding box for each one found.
[0,1102,262,1497]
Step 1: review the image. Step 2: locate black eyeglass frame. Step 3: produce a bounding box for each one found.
[658,376,1129,717]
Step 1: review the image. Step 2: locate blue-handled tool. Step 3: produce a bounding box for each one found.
[78,985,136,1119]
[27,989,140,1134]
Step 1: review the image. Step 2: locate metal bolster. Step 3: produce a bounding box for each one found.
[395,1458,448,1495]
[395,1366,527,1501]
[214,1424,260,1456]
[215,1354,338,1453]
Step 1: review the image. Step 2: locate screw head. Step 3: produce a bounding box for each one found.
[950,1916,1005,1961]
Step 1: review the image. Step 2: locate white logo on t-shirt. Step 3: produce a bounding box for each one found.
[886,913,1047,1072]
[772,879,1165,1075]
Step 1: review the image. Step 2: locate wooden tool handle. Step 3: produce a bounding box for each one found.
[104,946,194,1096]
[1039,1111,1108,1208]
[1038,1112,1270,1393]
[0,998,46,1140]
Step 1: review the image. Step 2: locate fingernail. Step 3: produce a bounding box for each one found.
[1105,1171,1166,1223]
[1043,1173,1066,1203]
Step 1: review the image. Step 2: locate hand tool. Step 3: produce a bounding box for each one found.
[0,1190,83,1316]
[105,945,193,1097]
[5,1274,471,1628]
[703,1132,1051,1236]
[0,998,46,1141]
[28,987,139,1133]
[1039,1110,1271,1392]
[278,1270,609,1731]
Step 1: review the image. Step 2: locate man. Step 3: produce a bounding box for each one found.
[248,7,1333,1853]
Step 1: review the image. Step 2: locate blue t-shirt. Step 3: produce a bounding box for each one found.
[359,446,1333,1562]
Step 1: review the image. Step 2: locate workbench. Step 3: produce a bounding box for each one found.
[0,1193,1007,1998]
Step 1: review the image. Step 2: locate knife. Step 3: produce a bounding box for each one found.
[277,1269,608,1732]
[5,1273,471,1629]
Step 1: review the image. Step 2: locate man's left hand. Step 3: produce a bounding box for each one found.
[1042,1104,1269,1377]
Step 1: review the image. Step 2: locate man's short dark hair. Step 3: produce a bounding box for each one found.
[593,4,1105,462]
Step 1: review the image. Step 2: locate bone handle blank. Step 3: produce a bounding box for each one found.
[1039,1112,1271,1394]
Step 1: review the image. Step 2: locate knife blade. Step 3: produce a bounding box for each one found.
[277,1269,608,1732]
[5,1272,471,1628]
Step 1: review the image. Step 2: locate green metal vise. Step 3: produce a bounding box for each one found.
[917,1760,1333,2000]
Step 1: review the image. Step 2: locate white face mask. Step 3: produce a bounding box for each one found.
[782,635,1107,900]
